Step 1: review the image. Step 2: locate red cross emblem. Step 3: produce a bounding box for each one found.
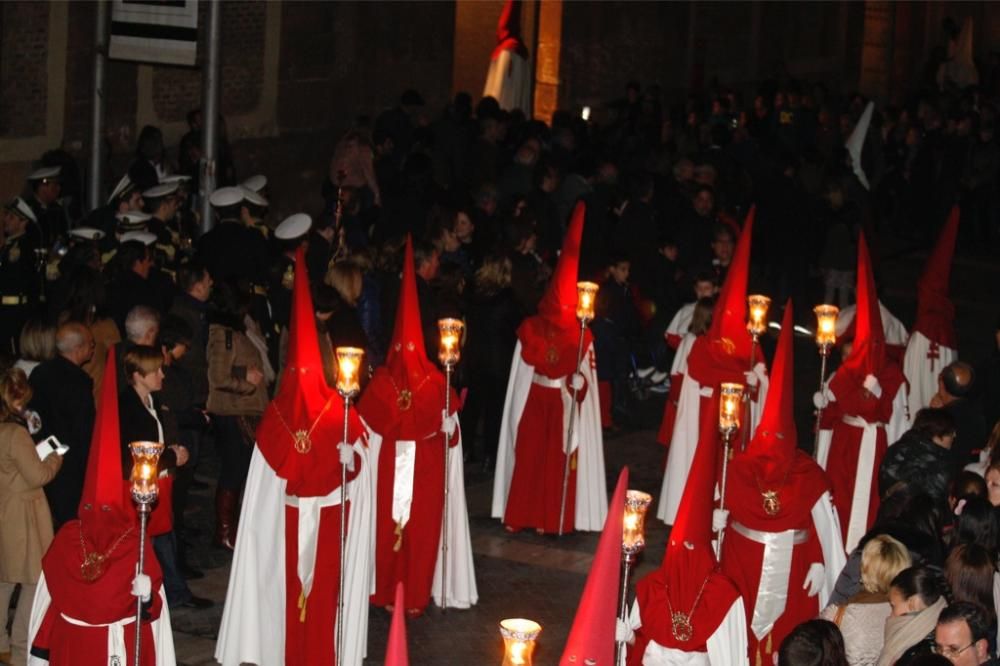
[927,341,940,372]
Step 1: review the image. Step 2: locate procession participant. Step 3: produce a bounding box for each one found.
[657,208,767,525]
[28,353,175,666]
[359,236,476,614]
[482,0,531,114]
[24,166,64,249]
[216,247,374,666]
[903,206,960,423]
[824,234,908,554]
[717,303,845,664]
[622,392,749,665]
[656,296,714,453]
[491,202,607,534]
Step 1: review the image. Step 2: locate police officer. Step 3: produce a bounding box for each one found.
[268,213,312,336]
[0,199,43,355]
[25,165,66,248]
[85,174,144,253]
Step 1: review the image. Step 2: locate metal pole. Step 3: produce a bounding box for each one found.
[441,364,452,611]
[813,349,830,456]
[615,557,633,665]
[199,0,222,235]
[133,508,149,666]
[715,431,732,559]
[338,395,349,663]
[740,337,758,452]
[88,0,108,212]
[558,321,587,536]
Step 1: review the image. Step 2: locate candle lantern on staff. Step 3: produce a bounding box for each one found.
[741,295,770,450]
[437,317,464,610]
[812,305,839,452]
[558,281,599,537]
[715,382,744,557]
[334,346,363,663]
[129,440,164,666]
[499,618,542,666]
[615,490,652,665]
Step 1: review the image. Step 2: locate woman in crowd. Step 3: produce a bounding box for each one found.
[0,367,62,664]
[820,534,912,665]
[206,281,270,550]
[779,619,849,666]
[880,566,951,665]
[14,321,55,379]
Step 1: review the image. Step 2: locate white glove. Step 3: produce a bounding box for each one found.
[337,442,355,472]
[802,562,825,597]
[441,411,458,437]
[712,508,729,533]
[812,391,829,409]
[131,573,152,603]
[568,373,585,391]
[615,618,635,644]
[744,363,767,388]
[863,374,882,398]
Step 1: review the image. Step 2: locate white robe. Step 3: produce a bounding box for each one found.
[214,438,374,666]
[665,303,696,349]
[491,341,607,531]
[27,574,175,666]
[621,597,749,666]
[835,302,909,349]
[366,426,478,610]
[903,330,957,425]
[657,372,768,525]
[483,49,531,114]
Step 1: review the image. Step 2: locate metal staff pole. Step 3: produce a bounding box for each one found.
[128,441,164,666]
[133,505,149,666]
[615,491,652,665]
[812,305,839,458]
[437,318,463,610]
[715,383,744,559]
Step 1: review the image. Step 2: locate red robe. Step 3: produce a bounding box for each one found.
[825,364,904,546]
[32,518,165,665]
[721,454,830,663]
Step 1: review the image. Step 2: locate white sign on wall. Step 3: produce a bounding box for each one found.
[109,0,199,67]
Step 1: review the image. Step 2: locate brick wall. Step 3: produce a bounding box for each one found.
[0,2,50,138]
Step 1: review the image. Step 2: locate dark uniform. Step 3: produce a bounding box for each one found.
[26,195,67,250]
[0,224,42,355]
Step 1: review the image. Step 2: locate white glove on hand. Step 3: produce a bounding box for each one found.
[712,508,729,533]
[615,618,635,644]
[131,573,152,603]
[568,373,585,391]
[337,442,355,472]
[803,562,825,597]
[863,374,882,398]
[812,391,829,410]
[441,410,458,437]
[743,370,759,388]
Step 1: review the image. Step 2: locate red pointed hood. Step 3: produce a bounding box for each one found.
[687,206,762,384]
[385,582,410,666]
[79,350,129,521]
[748,301,797,476]
[914,206,959,348]
[841,233,886,377]
[539,201,585,325]
[359,236,456,437]
[492,0,528,60]
[560,468,628,666]
[257,247,364,496]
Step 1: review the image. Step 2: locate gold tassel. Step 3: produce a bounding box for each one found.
[298,590,307,623]
[393,521,403,552]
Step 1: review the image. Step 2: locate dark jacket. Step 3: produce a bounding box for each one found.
[117,387,178,478]
[28,355,95,528]
[110,270,164,333]
[169,293,211,406]
[878,428,954,505]
[944,397,988,471]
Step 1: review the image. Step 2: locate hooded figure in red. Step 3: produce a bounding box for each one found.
[216,247,374,666]
[823,234,907,554]
[657,208,767,525]
[491,202,607,534]
[482,0,531,113]
[624,396,748,665]
[903,206,960,421]
[359,236,477,613]
[718,303,845,664]
[29,352,175,665]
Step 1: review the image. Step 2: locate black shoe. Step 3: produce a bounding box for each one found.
[172,595,214,610]
[179,562,205,580]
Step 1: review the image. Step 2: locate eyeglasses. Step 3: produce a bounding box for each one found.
[932,641,975,660]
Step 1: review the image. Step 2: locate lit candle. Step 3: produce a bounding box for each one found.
[813,304,839,351]
[718,383,744,435]
[335,346,364,396]
[746,295,771,338]
[437,318,464,367]
[129,441,165,505]
[576,281,599,322]
[622,490,653,559]
[500,619,541,666]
